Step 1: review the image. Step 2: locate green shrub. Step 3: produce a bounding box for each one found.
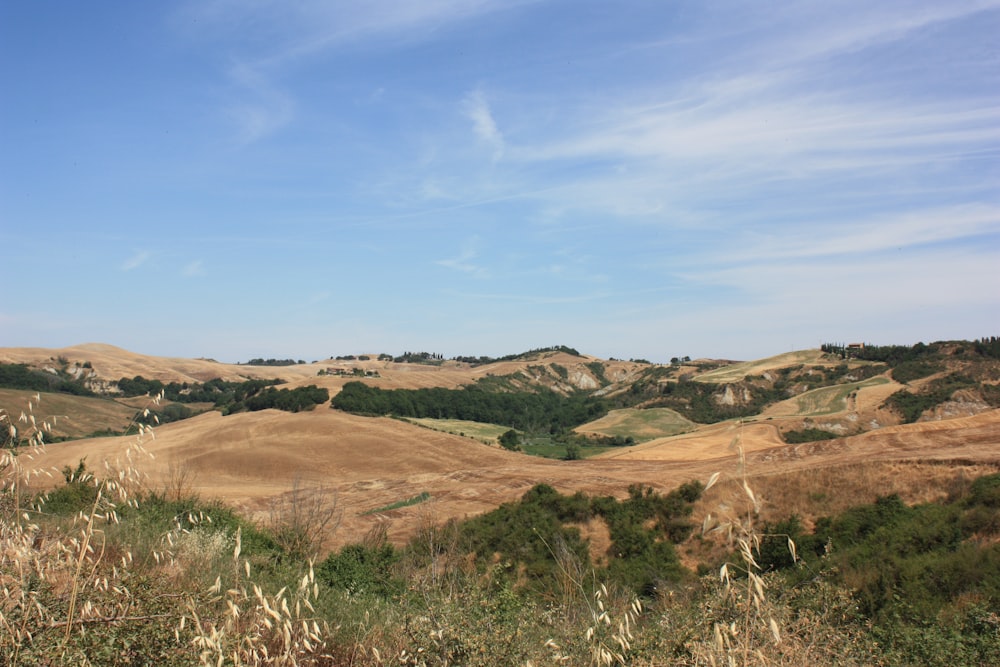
[318,543,402,599]
[782,427,839,443]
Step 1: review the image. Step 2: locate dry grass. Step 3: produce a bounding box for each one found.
[22,394,1000,551]
[8,343,1000,557]
[0,388,137,440]
[739,460,1000,528]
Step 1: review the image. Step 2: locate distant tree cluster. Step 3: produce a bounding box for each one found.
[451,355,501,365]
[113,376,333,414]
[782,428,840,444]
[331,381,607,433]
[116,376,283,402]
[393,351,444,364]
[0,363,95,396]
[241,358,305,366]
[974,336,1000,359]
[820,339,998,364]
[585,361,610,386]
[241,385,329,413]
[452,346,583,367]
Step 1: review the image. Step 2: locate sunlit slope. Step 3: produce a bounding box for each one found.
[596,420,786,462]
[0,343,277,384]
[693,350,831,383]
[760,376,898,418]
[0,388,137,440]
[575,407,696,441]
[22,408,709,548]
[23,398,1000,549]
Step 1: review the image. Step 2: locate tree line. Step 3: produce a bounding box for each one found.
[330,381,607,433]
[0,363,95,396]
[240,358,306,366]
[115,376,327,414]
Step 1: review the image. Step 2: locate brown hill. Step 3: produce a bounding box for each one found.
[22,400,1000,549]
[8,343,1000,551]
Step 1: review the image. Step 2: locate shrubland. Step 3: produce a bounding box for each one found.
[3,393,1000,665]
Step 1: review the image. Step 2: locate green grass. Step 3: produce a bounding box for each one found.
[576,407,695,441]
[519,437,607,459]
[791,377,890,416]
[405,417,510,443]
[362,492,432,515]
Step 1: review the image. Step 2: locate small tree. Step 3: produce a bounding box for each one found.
[563,443,581,460]
[499,429,521,451]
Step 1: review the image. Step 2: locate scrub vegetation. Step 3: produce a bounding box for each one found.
[2,339,999,664]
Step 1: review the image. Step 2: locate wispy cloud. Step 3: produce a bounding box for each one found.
[436,237,490,277]
[226,61,294,143]
[751,1,1000,66]
[176,0,527,66]
[181,260,206,277]
[463,89,504,160]
[121,250,151,271]
[711,204,1000,264]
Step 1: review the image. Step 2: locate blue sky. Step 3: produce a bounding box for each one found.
[2,1,998,363]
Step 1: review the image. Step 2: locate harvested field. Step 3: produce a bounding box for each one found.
[23,405,1000,550]
[0,388,137,440]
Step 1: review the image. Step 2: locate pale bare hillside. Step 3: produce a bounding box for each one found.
[0,343,315,384]
[0,344,591,394]
[467,352,649,395]
[466,351,592,379]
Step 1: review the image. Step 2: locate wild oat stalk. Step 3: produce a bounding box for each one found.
[699,419,795,667]
[0,391,165,663]
[183,528,328,666]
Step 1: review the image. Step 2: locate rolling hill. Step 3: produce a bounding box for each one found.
[4,341,999,549]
